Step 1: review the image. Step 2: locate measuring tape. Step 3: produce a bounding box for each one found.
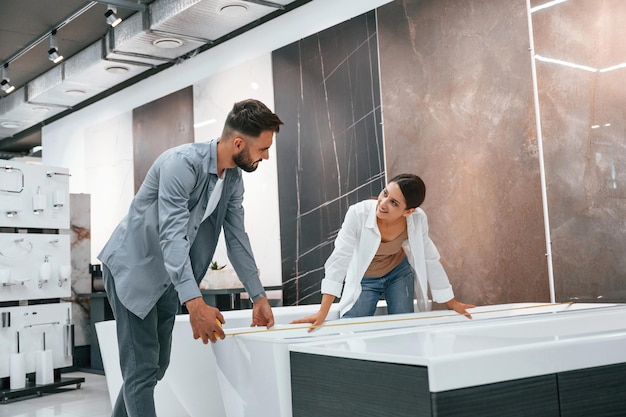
[221,302,576,337]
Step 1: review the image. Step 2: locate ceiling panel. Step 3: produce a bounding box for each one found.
[0,0,306,155]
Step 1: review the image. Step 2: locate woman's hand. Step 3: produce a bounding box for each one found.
[291,293,335,332]
[290,310,328,333]
[445,298,475,319]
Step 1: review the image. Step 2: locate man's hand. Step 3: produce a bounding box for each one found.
[185,297,225,344]
[251,296,275,329]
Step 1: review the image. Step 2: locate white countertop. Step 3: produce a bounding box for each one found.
[221,302,613,342]
[288,303,626,392]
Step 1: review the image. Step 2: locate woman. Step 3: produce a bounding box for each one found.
[291,173,474,331]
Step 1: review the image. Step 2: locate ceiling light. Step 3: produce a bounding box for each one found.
[1,121,23,129]
[153,38,183,49]
[220,4,248,17]
[0,79,14,94]
[599,62,626,73]
[65,89,86,96]
[48,30,64,64]
[105,5,122,28]
[1,65,15,94]
[105,65,130,74]
[32,106,52,113]
[534,54,597,72]
[530,0,568,13]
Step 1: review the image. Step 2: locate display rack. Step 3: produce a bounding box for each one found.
[1,373,84,404]
[0,159,83,402]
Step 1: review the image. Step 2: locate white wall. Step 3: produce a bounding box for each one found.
[41,0,393,287]
[193,53,281,285]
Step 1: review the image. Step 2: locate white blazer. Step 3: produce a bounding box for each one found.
[321,200,454,317]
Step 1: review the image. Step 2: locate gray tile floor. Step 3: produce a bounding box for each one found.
[0,372,112,417]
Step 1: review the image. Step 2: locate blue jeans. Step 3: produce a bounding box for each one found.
[342,257,415,318]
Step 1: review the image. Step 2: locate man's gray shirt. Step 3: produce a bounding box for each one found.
[98,139,264,319]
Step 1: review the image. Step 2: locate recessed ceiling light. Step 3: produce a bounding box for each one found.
[1,121,23,129]
[106,66,129,74]
[32,106,51,113]
[153,38,183,49]
[65,89,86,96]
[220,4,248,17]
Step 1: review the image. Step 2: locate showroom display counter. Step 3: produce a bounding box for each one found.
[289,303,626,417]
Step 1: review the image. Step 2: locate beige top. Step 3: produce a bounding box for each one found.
[364,230,408,277]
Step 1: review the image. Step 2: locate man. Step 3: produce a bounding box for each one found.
[98,98,283,417]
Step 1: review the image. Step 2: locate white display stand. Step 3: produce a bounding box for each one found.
[0,159,81,403]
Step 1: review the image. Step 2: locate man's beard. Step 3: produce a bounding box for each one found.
[233,147,259,172]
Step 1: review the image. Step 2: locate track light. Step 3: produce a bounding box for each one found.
[105,5,122,27]
[48,29,64,64]
[1,64,15,94]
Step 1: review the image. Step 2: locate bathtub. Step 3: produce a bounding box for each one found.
[96,303,341,417]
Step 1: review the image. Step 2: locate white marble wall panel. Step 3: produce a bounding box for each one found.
[60,193,91,346]
[0,159,70,230]
[84,113,134,266]
[0,233,71,301]
[193,53,282,289]
[0,303,74,379]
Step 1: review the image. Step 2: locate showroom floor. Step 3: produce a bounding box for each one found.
[0,372,112,417]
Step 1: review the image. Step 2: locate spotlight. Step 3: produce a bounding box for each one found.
[1,65,15,94]
[105,5,122,27]
[0,80,14,94]
[48,30,64,64]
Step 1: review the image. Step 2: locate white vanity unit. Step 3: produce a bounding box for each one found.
[96,303,342,417]
[213,303,604,417]
[288,303,626,417]
[211,302,592,417]
[212,312,423,417]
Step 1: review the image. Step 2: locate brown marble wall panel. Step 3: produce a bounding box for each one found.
[531,0,626,302]
[377,0,549,306]
[133,86,194,192]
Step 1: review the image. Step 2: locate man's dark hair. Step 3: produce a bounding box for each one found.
[389,173,426,209]
[223,99,283,138]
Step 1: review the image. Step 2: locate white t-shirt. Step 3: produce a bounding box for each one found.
[201,176,224,222]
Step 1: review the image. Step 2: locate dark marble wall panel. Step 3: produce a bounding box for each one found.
[133,87,194,193]
[377,1,549,306]
[530,1,626,302]
[273,11,385,305]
